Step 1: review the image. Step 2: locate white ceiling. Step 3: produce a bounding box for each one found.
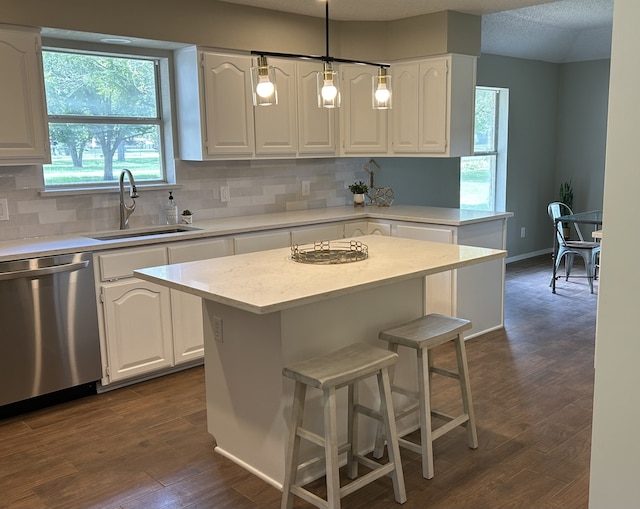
[220,0,614,63]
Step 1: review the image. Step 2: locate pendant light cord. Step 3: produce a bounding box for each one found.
[325,0,330,60]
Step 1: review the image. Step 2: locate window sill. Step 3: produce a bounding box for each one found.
[39,183,182,197]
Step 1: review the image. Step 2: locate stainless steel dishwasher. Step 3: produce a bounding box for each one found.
[0,252,101,410]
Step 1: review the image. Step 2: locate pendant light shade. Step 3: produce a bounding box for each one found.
[373,67,392,109]
[317,62,341,108]
[250,55,278,106]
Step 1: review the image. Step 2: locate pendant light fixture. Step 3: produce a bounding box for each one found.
[250,55,277,106]
[250,0,390,109]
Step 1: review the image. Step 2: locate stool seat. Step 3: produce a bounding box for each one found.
[379,314,471,349]
[282,343,407,509]
[375,313,478,480]
[283,343,399,390]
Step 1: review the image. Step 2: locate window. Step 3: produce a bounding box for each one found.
[460,87,509,211]
[42,48,170,189]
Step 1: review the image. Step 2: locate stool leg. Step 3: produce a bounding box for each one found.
[324,387,341,509]
[378,366,407,504]
[373,343,399,459]
[454,333,478,449]
[418,347,435,479]
[347,381,359,479]
[281,382,307,509]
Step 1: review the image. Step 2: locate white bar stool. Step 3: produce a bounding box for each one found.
[374,313,478,479]
[281,343,407,509]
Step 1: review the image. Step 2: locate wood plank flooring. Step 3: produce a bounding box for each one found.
[0,254,596,509]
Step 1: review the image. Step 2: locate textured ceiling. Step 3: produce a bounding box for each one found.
[220,0,614,63]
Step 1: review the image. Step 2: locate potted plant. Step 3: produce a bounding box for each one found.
[348,181,369,207]
[559,179,573,238]
[181,209,194,224]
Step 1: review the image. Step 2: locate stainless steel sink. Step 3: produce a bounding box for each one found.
[86,225,201,241]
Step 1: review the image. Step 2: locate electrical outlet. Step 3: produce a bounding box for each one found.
[301,180,311,196]
[0,198,8,221]
[520,226,526,238]
[213,316,223,343]
[220,186,230,203]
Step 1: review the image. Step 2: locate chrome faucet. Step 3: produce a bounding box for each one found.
[119,169,139,229]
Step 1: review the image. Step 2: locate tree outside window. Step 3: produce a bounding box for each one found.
[460,87,508,211]
[42,50,165,187]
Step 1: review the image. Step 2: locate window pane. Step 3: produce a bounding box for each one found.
[42,51,158,118]
[473,88,497,153]
[45,123,162,187]
[460,155,496,211]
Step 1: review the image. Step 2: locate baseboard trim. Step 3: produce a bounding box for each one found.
[506,248,552,264]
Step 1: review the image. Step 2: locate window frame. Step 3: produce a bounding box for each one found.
[40,39,176,193]
[460,86,509,212]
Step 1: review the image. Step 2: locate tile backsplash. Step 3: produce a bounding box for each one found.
[0,157,368,242]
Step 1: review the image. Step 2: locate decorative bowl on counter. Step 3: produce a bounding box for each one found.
[291,240,368,265]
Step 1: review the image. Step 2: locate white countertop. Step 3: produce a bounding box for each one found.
[0,205,512,262]
[134,234,507,314]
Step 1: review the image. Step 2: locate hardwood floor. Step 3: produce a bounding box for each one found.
[0,254,596,509]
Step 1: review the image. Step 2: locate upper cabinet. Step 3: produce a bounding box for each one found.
[391,54,476,157]
[0,25,50,166]
[174,47,475,161]
[340,64,388,154]
[254,59,337,157]
[175,48,255,159]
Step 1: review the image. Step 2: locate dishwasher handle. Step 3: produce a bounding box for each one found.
[0,260,90,281]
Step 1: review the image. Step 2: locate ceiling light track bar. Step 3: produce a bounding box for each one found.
[250,50,389,69]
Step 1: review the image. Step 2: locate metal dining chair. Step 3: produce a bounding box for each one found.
[548,202,601,293]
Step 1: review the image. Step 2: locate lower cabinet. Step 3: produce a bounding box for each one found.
[102,279,174,382]
[391,220,507,338]
[96,238,232,386]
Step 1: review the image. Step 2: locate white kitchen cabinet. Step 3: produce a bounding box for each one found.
[395,224,454,316]
[0,25,50,166]
[167,238,233,365]
[392,219,507,338]
[234,229,291,254]
[340,64,388,154]
[391,54,476,156]
[254,58,297,156]
[290,223,343,244]
[175,47,254,159]
[102,279,174,383]
[297,60,337,155]
[254,59,337,157]
[344,220,391,238]
[96,246,172,384]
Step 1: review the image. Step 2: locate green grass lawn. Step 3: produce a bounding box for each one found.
[44,155,162,185]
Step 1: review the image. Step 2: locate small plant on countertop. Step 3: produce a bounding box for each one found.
[181,209,193,216]
[348,181,369,194]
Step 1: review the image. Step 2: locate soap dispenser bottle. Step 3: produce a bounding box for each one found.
[166,191,178,225]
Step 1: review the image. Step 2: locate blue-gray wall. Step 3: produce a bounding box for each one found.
[380,54,610,260]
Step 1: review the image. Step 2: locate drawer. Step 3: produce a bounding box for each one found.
[234,230,291,254]
[99,246,168,281]
[167,238,233,264]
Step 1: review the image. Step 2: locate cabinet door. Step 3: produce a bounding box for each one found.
[394,224,453,316]
[297,61,336,155]
[202,52,254,156]
[254,59,297,156]
[102,279,173,382]
[418,58,448,153]
[0,26,50,165]
[391,62,419,153]
[167,238,233,364]
[341,65,388,154]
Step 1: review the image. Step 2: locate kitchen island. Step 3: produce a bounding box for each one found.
[135,234,506,488]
